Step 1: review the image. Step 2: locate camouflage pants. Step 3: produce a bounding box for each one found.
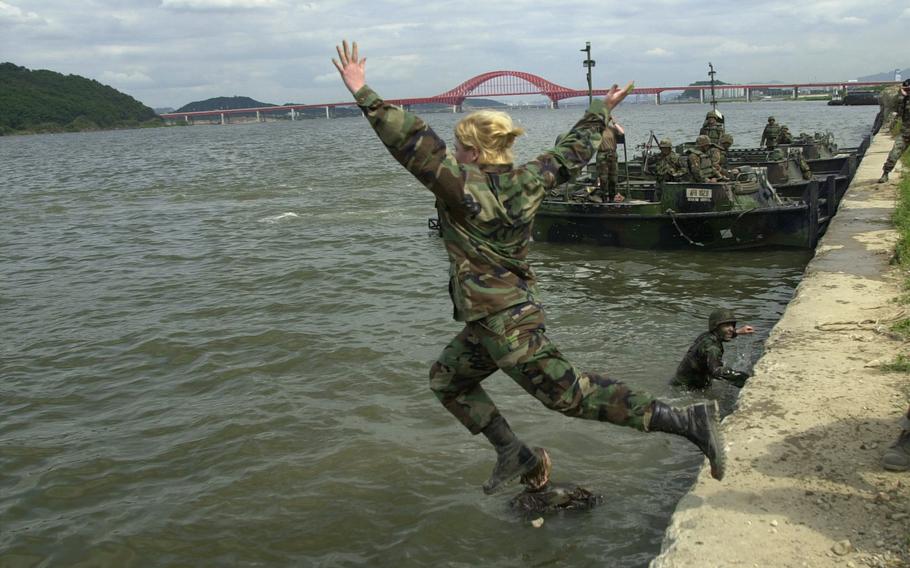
[429,302,655,435]
[883,121,910,173]
[595,150,618,193]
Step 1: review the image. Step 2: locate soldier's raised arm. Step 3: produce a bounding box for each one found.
[332,40,464,210]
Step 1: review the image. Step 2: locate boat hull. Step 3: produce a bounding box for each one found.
[532,201,818,250]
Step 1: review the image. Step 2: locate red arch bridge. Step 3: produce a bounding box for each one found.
[160,70,897,123]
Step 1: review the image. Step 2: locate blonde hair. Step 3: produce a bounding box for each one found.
[454,110,525,164]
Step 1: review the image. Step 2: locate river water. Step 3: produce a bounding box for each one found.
[1,100,878,567]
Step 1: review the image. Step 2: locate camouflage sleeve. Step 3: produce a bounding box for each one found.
[688,153,705,182]
[523,99,610,190]
[354,85,464,209]
[704,344,750,387]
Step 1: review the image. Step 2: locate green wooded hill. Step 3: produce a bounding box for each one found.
[0,62,161,135]
[176,96,274,113]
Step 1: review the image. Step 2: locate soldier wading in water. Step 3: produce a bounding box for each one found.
[672,309,755,390]
[332,40,726,494]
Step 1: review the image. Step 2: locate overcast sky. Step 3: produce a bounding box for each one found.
[2,0,908,109]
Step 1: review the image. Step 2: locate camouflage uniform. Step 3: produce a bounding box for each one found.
[708,145,728,177]
[688,136,723,182]
[882,86,910,177]
[700,118,724,144]
[595,122,620,198]
[671,330,750,390]
[778,126,793,144]
[352,85,656,436]
[761,118,782,148]
[877,85,902,133]
[652,149,687,183]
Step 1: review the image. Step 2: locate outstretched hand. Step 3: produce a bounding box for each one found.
[604,82,634,110]
[736,325,755,335]
[332,40,366,96]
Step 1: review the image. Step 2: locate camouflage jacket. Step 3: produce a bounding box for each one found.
[651,151,686,182]
[709,145,728,175]
[778,130,793,144]
[354,85,609,321]
[700,123,723,144]
[687,148,719,182]
[672,330,750,390]
[761,123,782,147]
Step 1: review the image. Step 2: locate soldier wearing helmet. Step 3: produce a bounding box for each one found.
[671,308,755,390]
[649,138,687,183]
[591,119,626,203]
[760,116,781,148]
[778,124,793,144]
[687,135,726,182]
[878,78,910,184]
[699,111,724,144]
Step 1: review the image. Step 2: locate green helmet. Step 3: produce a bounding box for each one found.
[696,134,710,146]
[720,133,734,145]
[781,125,790,131]
[658,139,672,148]
[709,308,737,331]
[768,116,776,122]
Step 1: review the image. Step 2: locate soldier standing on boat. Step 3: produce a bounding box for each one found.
[592,119,625,203]
[671,309,755,390]
[688,135,727,182]
[332,39,727,494]
[699,111,724,144]
[877,78,910,184]
[651,139,687,183]
[760,116,782,148]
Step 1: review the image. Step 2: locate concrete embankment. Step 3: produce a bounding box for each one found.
[652,134,909,568]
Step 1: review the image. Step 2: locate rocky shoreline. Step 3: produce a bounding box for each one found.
[652,133,910,568]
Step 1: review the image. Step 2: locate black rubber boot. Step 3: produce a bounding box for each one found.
[878,172,889,184]
[481,416,540,495]
[648,400,726,480]
[883,430,910,472]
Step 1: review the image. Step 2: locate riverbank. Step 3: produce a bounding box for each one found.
[652,133,910,568]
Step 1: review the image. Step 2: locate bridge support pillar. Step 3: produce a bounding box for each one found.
[549,100,559,109]
[220,113,225,125]
[256,110,261,122]
[655,92,661,105]
[290,109,296,121]
[793,86,799,100]
[452,104,463,113]
[326,106,332,119]
[700,90,705,103]
[746,88,751,102]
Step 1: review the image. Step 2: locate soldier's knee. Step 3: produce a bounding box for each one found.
[428,361,453,395]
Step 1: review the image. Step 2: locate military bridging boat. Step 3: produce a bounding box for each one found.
[528,64,871,251]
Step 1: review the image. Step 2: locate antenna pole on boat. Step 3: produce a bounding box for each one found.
[708,62,718,112]
[581,42,595,106]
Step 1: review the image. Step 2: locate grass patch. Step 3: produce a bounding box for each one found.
[890,137,910,355]
[880,354,910,373]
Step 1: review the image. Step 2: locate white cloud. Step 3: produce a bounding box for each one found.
[900,7,910,19]
[0,1,43,24]
[160,0,279,11]
[645,47,672,58]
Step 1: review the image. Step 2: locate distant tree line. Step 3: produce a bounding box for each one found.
[0,62,161,135]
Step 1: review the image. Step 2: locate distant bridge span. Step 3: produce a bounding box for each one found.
[160,70,898,121]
